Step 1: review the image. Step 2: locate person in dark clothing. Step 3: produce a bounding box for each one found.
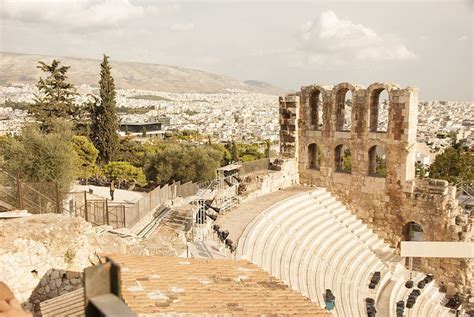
[110,181,115,201]
[324,289,336,311]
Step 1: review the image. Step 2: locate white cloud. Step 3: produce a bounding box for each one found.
[170,23,195,32]
[0,0,150,30]
[299,10,416,65]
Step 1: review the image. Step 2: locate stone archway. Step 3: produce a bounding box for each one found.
[402,221,424,241]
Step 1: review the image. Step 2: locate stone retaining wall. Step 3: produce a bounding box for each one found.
[241,158,299,201]
[0,214,137,316]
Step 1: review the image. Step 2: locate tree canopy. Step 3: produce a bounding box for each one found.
[30,60,77,132]
[102,161,147,188]
[0,120,78,194]
[145,143,222,185]
[71,135,99,180]
[429,148,473,184]
[114,137,160,169]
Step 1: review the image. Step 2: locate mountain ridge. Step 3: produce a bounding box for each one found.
[0,52,288,95]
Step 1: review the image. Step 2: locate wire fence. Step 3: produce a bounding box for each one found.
[1,158,272,228]
[67,181,201,229]
[0,170,66,214]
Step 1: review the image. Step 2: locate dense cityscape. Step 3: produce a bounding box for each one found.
[0,1,472,315]
[1,83,472,154]
[0,83,279,143]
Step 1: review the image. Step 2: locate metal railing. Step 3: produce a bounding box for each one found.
[0,169,68,214]
[455,181,474,210]
[68,181,201,229]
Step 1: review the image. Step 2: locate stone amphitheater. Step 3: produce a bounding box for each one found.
[236,188,453,316]
[217,82,472,315]
[0,82,472,316]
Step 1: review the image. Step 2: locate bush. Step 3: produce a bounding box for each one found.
[71,135,99,180]
[103,161,147,188]
[145,143,223,185]
[0,120,78,195]
[115,137,154,168]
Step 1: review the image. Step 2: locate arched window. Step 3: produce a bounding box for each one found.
[368,145,387,176]
[335,89,352,132]
[309,90,323,130]
[307,143,320,170]
[335,144,352,173]
[369,89,389,132]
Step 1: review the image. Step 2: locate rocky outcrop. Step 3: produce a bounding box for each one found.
[0,214,139,315]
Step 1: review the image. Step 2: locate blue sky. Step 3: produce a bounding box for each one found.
[0,0,472,100]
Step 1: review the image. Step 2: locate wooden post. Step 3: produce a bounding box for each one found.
[122,205,126,228]
[55,181,61,214]
[84,191,89,222]
[105,199,110,226]
[16,174,23,210]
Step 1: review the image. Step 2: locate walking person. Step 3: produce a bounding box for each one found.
[110,180,115,201]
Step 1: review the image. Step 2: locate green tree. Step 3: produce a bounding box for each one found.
[71,135,99,180]
[429,148,473,184]
[145,143,222,185]
[102,161,146,188]
[211,143,232,166]
[237,143,265,162]
[30,60,77,131]
[90,55,119,163]
[264,140,271,158]
[229,141,239,162]
[0,120,78,195]
[116,137,154,168]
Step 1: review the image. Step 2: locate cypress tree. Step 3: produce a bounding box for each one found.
[90,54,119,163]
[230,140,239,163]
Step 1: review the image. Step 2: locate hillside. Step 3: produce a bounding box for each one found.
[0,52,287,95]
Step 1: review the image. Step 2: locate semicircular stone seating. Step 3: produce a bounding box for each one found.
[236,188,454,317]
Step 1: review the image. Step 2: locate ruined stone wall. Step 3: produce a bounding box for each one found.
[279,82,473,308]
[240,158,299,201]
[279,95,299,159]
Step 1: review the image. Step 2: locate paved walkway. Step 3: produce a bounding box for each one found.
[215,185,309,243]
[73,185,144,203]
[376,280,395,316]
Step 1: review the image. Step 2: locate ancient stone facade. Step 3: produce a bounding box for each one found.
[280,82,473,309]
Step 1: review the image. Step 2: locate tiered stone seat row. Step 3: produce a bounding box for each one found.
[237,188,453,317]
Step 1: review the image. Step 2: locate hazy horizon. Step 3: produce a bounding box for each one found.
[1,0,472,100]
